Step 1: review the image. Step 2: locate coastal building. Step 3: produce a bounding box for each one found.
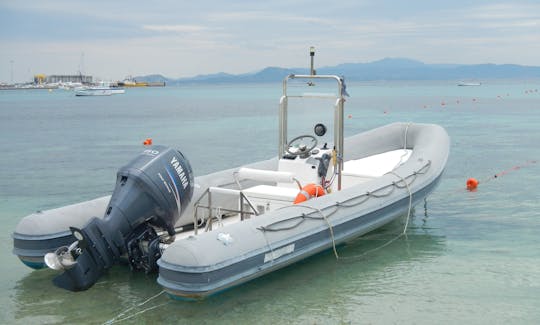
[33,74,46,84]
[45,75,93,84]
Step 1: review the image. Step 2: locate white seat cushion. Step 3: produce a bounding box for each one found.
[343,149,412,178]
[242,185,299,202]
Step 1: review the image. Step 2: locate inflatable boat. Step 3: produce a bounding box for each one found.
[12,73,449,299]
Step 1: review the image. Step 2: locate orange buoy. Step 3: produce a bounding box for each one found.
[294,183,325,204]
[466,178,479,191]
[143,138,153,146]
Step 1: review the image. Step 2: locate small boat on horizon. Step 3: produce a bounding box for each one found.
[118,76,148,87]
[75,81,125,96]
[458,81,481,86]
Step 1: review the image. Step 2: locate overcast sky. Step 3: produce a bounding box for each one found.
[1,0,539,82]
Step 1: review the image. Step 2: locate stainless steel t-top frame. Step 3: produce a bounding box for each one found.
[278,74,346,190]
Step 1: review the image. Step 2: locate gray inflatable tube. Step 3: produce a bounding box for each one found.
[157,122,449,299]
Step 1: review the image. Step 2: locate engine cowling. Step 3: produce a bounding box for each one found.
[45,145,194,291]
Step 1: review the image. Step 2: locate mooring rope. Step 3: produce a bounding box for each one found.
[257,161,429,233]
[102,290,167,325]
[392,122,412,171]
[257,160,424,263]
[334,171,413,260]
[317,207,340,260]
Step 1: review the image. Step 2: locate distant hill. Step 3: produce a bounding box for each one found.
[134,58,540,84]
[134,74,169,83]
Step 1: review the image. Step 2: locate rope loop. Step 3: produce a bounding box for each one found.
[256,160,431,261]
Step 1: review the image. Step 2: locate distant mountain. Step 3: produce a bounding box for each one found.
[132,74,169,83]
[177,72,236,82]
[134,58,540,84]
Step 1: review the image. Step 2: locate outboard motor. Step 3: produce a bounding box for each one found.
[44,145,194,291]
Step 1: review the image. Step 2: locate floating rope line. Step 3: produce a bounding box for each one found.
[102,290,167,325]
[480,160,537,185]
[415,86,540,111]
[435,159,539,195]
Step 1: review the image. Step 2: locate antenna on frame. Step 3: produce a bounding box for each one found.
[308,46,316,86]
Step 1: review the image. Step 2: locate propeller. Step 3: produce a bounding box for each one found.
[44,240,79,271]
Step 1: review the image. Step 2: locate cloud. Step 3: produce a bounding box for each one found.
[207,10,334,25]
[464,3,540,20]
[142,25,210,33]
[463,3,540,29]
[1,0,540,82]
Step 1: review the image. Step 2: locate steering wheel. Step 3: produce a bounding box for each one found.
[286,135,318,156]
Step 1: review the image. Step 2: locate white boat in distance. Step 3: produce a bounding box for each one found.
[75,81,125,96]
[458,81,481,86]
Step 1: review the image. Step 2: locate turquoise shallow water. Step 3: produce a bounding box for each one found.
[1,80,539,324]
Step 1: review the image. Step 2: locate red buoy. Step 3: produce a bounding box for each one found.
[143,138,153,146]
[466,178,479,191]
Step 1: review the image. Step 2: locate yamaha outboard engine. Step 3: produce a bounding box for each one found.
[44,145,194,291]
